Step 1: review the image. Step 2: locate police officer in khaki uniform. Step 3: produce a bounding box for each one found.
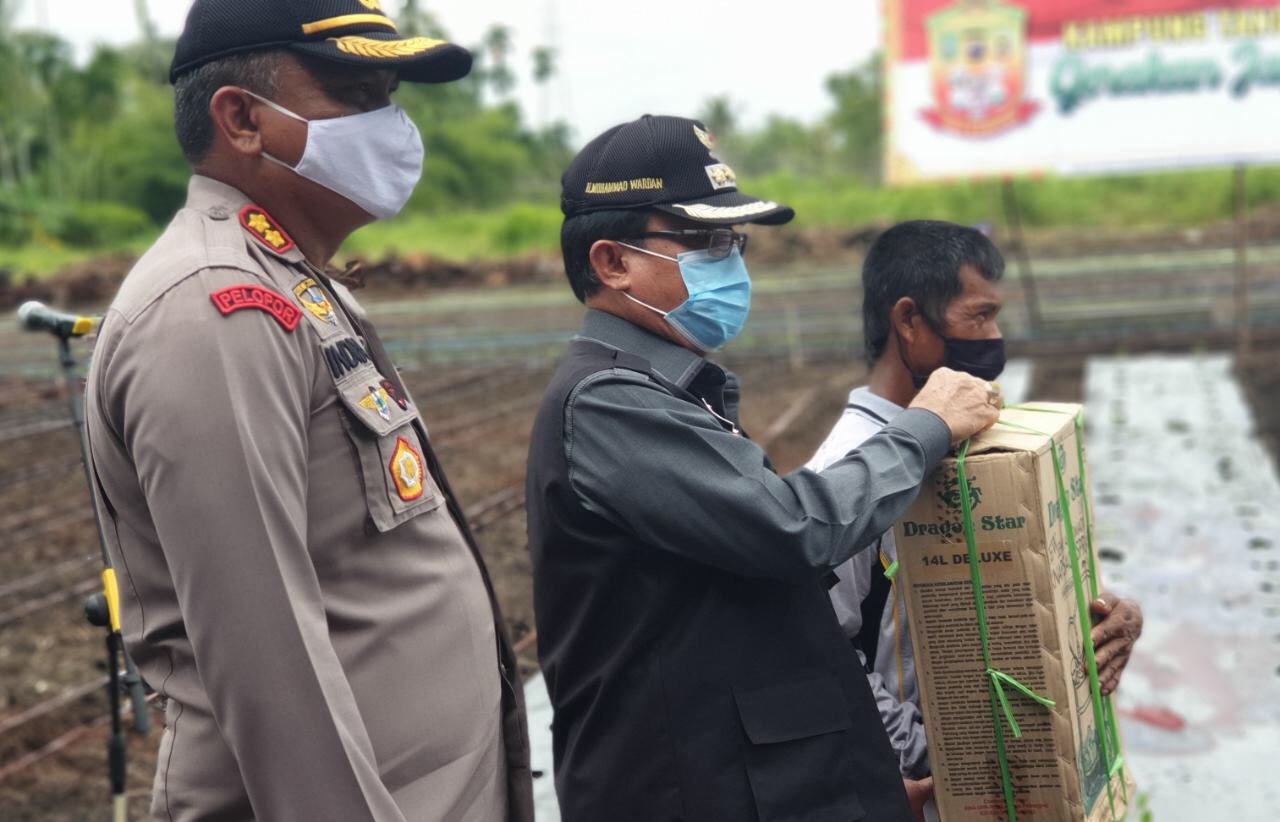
[83,2,532,819]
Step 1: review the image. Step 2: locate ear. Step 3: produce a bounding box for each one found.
[588,240,632,292]
[890,296,923,343]
[208,86,264,158]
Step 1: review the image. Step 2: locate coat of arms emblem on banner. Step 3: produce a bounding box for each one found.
[921,0,1039,136]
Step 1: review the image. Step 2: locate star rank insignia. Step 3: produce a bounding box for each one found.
[239,204,295,253]
[293,277,336,324]
[388,437,426,502]
[359,385,394,422]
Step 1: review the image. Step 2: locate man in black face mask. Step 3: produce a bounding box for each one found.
[806,220,1143,821]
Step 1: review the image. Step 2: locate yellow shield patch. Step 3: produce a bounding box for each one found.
[388,437,425,502]
[292,277,336,325]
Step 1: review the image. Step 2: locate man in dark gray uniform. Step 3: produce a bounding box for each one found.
[84,1,531,819]
[525,115,1002,821]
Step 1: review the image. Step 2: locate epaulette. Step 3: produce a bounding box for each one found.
[239,204,296,255]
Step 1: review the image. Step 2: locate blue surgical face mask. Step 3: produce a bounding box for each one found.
[619,244,752,353]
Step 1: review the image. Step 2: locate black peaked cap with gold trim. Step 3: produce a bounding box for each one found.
[170,0,471,84]
[561,115,794,226]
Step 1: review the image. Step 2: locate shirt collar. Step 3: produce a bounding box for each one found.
[186,174,251,215]
[848,386,904,421]
[186,175,306,264]
[576,308,707,388]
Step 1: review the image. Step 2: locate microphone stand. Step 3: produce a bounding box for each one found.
[47,328,150,822]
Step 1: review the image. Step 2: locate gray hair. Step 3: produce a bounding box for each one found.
[173,49,287,165]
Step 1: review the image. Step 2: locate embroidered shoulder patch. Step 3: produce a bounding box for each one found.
[239,205,295,253]
[380,378,409,410]
[388,436,426,501]
[323,338,372,380]
[293,277,336,325]
[358,384,394,422]
[210,285,302,331]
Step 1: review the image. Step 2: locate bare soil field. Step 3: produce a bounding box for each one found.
[1,231,1276,817]
[0,341,862,820]
[1236,339,1280,470]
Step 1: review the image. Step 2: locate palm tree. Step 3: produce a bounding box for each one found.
[133,0,158,43]
[484,25,515,97]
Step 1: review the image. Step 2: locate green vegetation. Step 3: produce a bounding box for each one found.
[3,5,1280,280]
[343,203,564,261]
[1134,791,1154,822]
[356,163,1280,263]
[0,0,572,275]
[748,166,1280,229]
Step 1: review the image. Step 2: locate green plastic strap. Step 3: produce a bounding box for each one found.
[995,419,1053,436]
[967,407,1131,814]
[1050,442,1121,820]
[883,560,899,580]
[988,668,1057,738]
[956,441,1058,822]
[995,406,1127,815]
[1006,403,1065,414]
[1072,412,1128,807]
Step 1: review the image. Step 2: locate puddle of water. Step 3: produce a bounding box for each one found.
[1085,353,1280,821]
[524,673,561,820]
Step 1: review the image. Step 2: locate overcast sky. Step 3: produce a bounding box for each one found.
[12,0,882,145]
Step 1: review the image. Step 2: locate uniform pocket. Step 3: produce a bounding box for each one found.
[335,371,441,532]
[734,675,865,822]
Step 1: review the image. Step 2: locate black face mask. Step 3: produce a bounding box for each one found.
[900,325,1007,388]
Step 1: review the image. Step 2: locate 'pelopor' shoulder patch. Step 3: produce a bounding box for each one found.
[210,285,302,331]
[239,205,295,253]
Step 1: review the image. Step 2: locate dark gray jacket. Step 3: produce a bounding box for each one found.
[526,310,951,821]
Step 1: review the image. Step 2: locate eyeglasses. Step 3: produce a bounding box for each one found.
[627,229,749,259]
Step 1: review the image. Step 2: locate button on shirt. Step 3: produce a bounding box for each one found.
[807,386,931,779]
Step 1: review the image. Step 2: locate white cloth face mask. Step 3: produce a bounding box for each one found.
[243,89,425,220]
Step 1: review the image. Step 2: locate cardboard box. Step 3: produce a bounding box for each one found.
[894,403,1134,822]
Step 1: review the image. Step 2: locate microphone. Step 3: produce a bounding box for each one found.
[17,301,101,338]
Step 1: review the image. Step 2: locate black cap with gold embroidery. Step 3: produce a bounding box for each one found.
[170,0,472,84]
[561,114,794,226]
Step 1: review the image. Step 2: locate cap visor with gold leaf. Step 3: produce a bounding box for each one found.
[168,0,472,85]
[291,31,471,83]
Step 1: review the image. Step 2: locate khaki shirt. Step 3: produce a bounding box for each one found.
[85,176,531,821]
